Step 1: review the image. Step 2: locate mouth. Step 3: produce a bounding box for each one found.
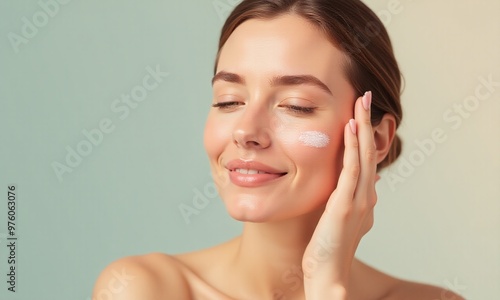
[226,160,288,187]
[232,168,285,175]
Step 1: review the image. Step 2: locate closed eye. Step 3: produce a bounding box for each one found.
[211,101,242,110]
[280,105,316,115]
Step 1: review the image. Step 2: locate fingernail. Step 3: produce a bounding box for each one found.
[362,91,372,111]
[349,119,356,134]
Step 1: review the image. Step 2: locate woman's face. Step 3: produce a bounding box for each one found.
[204,14,356,222]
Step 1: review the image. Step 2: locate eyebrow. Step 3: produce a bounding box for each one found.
[211,71,332,95]
[211,71,244,85]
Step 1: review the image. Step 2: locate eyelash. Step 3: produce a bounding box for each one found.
[211,102,316,115]
[211,101,240,109]
[284,105,316,114]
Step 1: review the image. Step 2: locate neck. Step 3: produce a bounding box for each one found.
[229,205,325,299]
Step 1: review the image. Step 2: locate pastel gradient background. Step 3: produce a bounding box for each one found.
[1,0,498,299]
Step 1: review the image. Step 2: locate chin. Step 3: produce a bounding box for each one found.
[229,212,270,223]
[222,193,328,223]
[222,195,276,222]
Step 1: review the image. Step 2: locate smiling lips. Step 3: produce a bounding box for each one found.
[226,159,287,187]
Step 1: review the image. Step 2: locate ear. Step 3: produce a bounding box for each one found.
[372,113,397,165]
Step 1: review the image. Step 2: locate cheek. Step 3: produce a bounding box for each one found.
[281,129,342,171]
[298,131,330,148]
[273,112,341,153]
[204,115,234,188]
[275,122,345,196]
[203,114,230,160]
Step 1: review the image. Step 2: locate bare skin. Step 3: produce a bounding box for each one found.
[93,14,465,300]
[92,248,463,300]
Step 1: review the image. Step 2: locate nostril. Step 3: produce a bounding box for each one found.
[232,127,271,149]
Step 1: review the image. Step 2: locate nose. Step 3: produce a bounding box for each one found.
[232,109,272,150]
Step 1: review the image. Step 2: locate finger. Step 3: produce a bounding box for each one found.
[353,91,377,202]
[326,116,360,212]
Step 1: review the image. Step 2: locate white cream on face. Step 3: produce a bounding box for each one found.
[298,131,330,148]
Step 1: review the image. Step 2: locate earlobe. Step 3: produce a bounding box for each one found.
[372,113,397,165]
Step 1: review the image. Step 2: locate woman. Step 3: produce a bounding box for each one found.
[93,1,464,299]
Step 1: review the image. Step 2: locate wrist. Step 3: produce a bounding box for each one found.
[329,285,348,300]
[304,281,348,300]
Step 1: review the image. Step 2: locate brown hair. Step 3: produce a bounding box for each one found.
[214,0,403,170]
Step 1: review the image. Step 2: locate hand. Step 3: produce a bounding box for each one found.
[302,91,378,299]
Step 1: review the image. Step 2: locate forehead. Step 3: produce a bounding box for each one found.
[217,14,348,84]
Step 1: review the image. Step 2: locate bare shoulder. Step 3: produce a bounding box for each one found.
[92,252,191,300]
[351,258,465,300]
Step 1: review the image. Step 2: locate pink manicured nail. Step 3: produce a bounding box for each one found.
[349,119,356,134]
[362,91,372,111]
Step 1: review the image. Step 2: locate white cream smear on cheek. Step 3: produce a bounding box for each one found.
[298,131,330,148]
